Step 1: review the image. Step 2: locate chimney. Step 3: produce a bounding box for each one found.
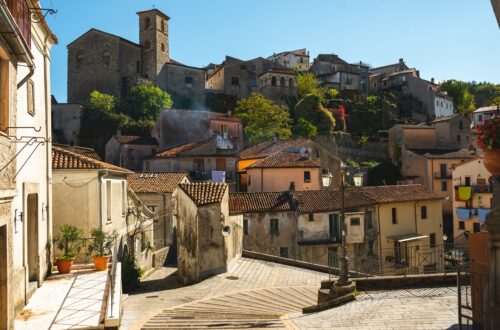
[399,58,404,64]
[116,128,122,136]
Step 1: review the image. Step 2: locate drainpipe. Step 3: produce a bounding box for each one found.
[377,205,382,275]
[43,34,52,270]
[98,170,110,229]
[260,168,264,192]
[414,201,418,234]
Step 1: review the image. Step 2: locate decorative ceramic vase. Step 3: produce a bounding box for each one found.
[56,258,74,274]
[93,255,110,271]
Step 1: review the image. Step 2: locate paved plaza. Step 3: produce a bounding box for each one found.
[123,258,460,330]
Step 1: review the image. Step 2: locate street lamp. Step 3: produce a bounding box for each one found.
[353,173,363,188]
[322,171,333,188]
[337,165,350,287]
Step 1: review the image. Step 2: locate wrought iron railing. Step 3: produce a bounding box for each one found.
[4,0,31,47]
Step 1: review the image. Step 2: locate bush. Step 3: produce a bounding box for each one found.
[367,161,403,186]
[121,250,141,292]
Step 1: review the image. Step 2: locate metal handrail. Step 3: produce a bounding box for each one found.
[109,243,118,318]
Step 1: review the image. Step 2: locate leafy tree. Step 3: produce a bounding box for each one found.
[123,82,173,120]
[367,161,403,186]
[345,94,396,136]
[438,80,475,115]
[297,72,324,99]
[235,93,292,145]
[468,82,500,108]
[205,92,238,113]
[294,94,336,135]
[293,118,317,138]
[86,90,116,112]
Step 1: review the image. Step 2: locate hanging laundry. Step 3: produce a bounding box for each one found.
[478,208,491,222]
[457,186,472,201]
[456,208,471,221]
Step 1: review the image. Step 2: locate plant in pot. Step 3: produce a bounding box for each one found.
[54,224,84,274]
[88,227,118,271]
[477,116,500,175]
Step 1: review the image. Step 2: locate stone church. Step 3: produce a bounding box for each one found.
[67,9,206,109]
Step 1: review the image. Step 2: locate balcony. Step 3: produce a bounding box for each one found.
[472,185,492,194]
[434,172,452,179]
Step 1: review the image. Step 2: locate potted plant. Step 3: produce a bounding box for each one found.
[88,227,118,271]
[477,116,500,175]
[54,225,84,274]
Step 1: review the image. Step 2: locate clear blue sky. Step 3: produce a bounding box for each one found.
[42,0,500,103]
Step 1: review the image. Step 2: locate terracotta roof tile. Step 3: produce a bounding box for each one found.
[229,192,295,213]
[247,151,320,169]
[293,189,375,213]
[52,144,101,160]
[361,185,442,203]
[239,139,309,160]
[128,172,188,194]
[52,146,130,172]
[409,148,479,159]
[179,182,227,206]
[154,138,213,158]
[113,135,158,145]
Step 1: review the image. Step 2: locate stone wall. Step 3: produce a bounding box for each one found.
[159,63,206,110]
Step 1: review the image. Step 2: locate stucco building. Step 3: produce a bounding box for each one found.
[267,48,310,72]
[176,182,243,285]
[105,134,159,171]
[128,172,190,249]
[51,102,82,145]
[431,114,471,149]
[0,1,57,327]
[452,158,493,238]
[310,54,369,96]
[206,56,297,106]
[67,9,206,109]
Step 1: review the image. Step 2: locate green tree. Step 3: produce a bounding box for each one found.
[293,118,318,138]
[124,82,173,120]
[294,94,336,135]
[297,72,324,99]
[86,90,116,112]
[235,93,292,145]
[438,80,475,114]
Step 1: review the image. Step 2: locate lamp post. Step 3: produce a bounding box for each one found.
[337,169,363,287]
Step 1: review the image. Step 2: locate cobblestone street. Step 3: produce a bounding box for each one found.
[122,258,460,329]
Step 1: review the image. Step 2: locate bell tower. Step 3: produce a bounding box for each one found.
[137,9,170,84]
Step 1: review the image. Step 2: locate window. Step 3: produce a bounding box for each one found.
[350,217,360,226]
[457,134,461,143]
[329,214,341,242]
[144,17,151,30]
[243,219,249,235]
[25,79,35,116]
[304,171,311,183]
[459,121,463,129]
[147,205,158,212]
[473,222,480,233]
[280,77,285,87]
[161,43,166,52]
[465,176,471,186]
[366,211,373,229]
[429,233,436,248]
[478,114,483,122]
[440,164,447,178]
[106,181,112,221]
[231,76,239,86]
[270,218,279,235]
[308,213,314,222]
[250,79,257,87]
[185,76,193,87]
[280,247,289,258]
[392,208,397,224]
[421,206,427,219]
[161,20,165,32]
[441,181,448,191]
[459,221,465,230]
[271,76,277,86]
[248,175,251,186]
[240,64,247,70]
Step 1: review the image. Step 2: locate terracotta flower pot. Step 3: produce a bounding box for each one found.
[93,256,110,271]
[483,149,500,176]
[56,258,74,274]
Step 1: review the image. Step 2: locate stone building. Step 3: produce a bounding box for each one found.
[51,101,82,145]
[67,9,206,109]
[206,56,297,106]
[176,182,243,285]
[128,172,190,249]
[431,114,471,149]
[369,59,454,119]
[267,48,311,72]
[105,134,159,171]
[0,1,57,328]
[310,54,369,96]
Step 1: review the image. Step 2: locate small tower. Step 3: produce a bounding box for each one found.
[137,9,170,84]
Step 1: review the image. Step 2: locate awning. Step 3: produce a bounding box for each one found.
[387,233,428,243]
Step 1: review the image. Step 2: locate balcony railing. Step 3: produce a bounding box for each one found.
[434,172,451,179]
[5,0,31,47]
[472,185,493,194]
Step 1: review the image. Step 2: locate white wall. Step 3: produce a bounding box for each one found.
[434,96,454,118]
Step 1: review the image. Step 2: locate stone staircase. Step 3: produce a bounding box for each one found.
[141,286,318,329]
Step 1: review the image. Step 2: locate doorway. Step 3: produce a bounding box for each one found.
[27,194,39,283]
[1,225,8,328]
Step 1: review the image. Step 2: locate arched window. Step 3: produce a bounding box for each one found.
[271,76,277,86]
[161,43,165,52]
[144,17,151,30]
[280,77,285,87]
[289,78,294,88]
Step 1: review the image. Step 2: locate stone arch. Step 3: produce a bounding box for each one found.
[144,17,151,30]
[289,78,294,88]
[280,77,285,87]
[271,76,277,86]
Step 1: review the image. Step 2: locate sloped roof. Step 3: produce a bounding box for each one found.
[128,172,188,193]
[409,148,478,159]
[293,189,375,213]
[113,135,158,145]
[229,192,295,213]
[52,144,101,160]
[153,137,213,159]
[52,146,130,172]
[395,124,435,129]
[239,140,309,160]
[361,185,442,204]
[179,182,227,206]
[247,151,320,169]
[431,114,460,123]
